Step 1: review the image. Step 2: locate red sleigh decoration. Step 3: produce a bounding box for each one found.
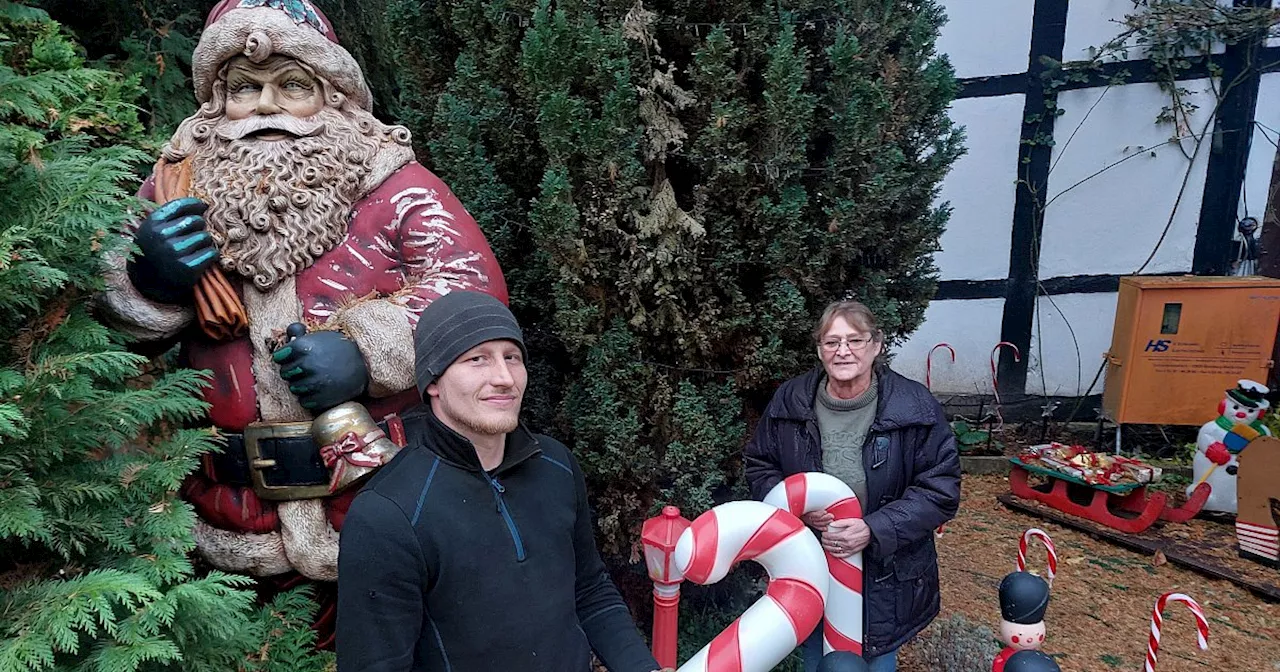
[1009,456,1209,534]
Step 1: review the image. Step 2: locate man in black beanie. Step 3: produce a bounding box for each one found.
[336,291,663,672]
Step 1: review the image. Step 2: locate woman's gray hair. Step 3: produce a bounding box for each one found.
[812,300,884,344]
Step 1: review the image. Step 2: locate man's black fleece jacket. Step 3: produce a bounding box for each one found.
[335,409,658,672]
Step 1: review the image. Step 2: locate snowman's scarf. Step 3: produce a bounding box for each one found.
[1214,415,1268,436]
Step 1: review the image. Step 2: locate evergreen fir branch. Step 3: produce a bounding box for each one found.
[0,401,27,439]
[0,633,56,672]
[0,480,45,541]
[1,570,163,655]
[0,69,115,125]
[79,635,183,671]
[0,2,49,23]
[241,586,334,672]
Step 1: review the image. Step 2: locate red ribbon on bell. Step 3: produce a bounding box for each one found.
[321,429,386,492]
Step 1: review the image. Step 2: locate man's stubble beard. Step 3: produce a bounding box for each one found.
[181,106,384,291]
[442,390,522,438]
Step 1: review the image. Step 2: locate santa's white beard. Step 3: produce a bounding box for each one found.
[185,107,382,290]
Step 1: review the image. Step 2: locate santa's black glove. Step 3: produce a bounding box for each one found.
[127,197,219,305]
[273,323,369,412]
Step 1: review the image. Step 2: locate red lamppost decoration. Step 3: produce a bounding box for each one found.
[641,505,692,670]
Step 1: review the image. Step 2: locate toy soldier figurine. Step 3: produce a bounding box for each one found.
[992,571,1051,672]
[96,0,506,645]
[1004,650,1061,672]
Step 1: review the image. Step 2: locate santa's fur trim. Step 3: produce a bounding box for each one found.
[193,520,293,576]
[244,276,309,422]
[278,499,339,581]
[193,7,372,110]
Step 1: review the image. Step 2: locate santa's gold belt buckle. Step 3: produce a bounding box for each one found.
[243,420,332,501]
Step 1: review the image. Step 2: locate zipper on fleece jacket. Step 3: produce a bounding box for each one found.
[484,473,527,562]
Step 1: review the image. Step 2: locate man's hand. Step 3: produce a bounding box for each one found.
[273,323,369,412]
[127,197,219,305]
[821,518,871,558]
[1206,441,1231,466]
[802,510,834,532]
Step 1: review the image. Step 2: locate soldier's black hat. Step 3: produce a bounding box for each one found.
[999,571,1050,625]
[1005,650,1061,672]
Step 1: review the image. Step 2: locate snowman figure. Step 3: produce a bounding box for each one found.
[992,572,1051,672]
[1188,380,1272,514]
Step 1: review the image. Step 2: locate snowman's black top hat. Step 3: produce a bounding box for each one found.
[1228,380,1270,409]
[1000,571,1050,625]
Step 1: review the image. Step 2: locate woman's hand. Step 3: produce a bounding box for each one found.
[821,518,871,558]
[802,510,835,531]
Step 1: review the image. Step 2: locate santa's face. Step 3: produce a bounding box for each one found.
[224,55,325,125]
[1000,620,1045,651]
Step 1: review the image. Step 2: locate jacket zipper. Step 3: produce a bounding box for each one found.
[484,473,527,562]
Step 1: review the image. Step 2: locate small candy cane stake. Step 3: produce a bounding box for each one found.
[1016,528,1058,588]
[991,342,1021,430]
[1144,592,1209,672]
[926,343,956,392]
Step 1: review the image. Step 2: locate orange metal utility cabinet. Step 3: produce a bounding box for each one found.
[1103,276,1280,426]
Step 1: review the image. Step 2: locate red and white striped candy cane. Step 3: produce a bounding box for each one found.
[763,472,864,656]
[1016,528,1058,588]
[926,342,956,392]
[674,500,829,672]
[1144,592,1208,672]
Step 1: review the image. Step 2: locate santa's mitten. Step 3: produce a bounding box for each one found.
[1206,441,1231,466]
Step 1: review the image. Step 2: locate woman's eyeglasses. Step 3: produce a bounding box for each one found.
[820,336,874,353]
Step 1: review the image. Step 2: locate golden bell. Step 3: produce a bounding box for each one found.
[311,401,403,493]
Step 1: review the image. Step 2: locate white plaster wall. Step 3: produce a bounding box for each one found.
[936,94,1024,281]
[1025,292,1120,397]
[1039,80,1216,278]
[936,0,1034,79]
[1238,72,1280,222]
[890,298,1006,395]
[1063,0,1227,63]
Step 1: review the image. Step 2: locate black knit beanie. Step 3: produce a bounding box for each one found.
[413,291,526,397]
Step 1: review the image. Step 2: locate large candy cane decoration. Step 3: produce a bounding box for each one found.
[1144,592,1209,672]
[763,473,864,656]
[674,501,830,672]
[1016,528,1058,588]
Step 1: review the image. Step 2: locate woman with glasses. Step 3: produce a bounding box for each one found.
[744,300,961,672]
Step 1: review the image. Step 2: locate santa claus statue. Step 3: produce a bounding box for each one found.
[97,0,506,641]
[1189,380,1272,514]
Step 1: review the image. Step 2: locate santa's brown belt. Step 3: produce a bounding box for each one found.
[204,419,394,501]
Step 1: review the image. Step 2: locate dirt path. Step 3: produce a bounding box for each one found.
[901,475,1280,671]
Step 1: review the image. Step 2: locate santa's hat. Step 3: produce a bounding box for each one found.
[1228,380,1271,410]
[191,0,372,111]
